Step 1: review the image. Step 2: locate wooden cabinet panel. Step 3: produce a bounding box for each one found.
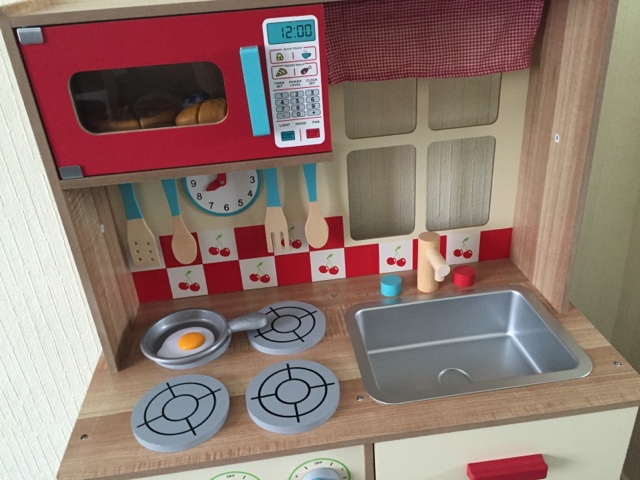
[375,408,637,479]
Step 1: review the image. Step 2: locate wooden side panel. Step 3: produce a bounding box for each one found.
[64,188,138,371]
[512,0,618,312]
[0,16,138,372]
[2,15,137,372]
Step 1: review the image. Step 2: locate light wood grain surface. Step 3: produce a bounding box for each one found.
[512,0,618,313]
[57,260,640,479]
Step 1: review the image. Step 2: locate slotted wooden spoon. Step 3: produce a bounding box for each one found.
[161,178,197,265]
[302,163,329,248]
[118,183,160,267]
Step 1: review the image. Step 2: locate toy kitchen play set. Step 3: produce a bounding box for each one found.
[3,0,640,479]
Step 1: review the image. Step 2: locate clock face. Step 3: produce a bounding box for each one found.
[182,170,261,216]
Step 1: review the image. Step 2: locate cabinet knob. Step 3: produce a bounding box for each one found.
[302,467,341,480]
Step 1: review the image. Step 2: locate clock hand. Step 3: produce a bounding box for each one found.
[206,173,227,191]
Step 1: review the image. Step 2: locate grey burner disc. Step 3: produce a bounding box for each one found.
[248,301,326,355]
[246,360,340,434]
[131,374,229,452]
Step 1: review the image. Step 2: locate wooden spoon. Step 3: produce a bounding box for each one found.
[302,163,329,248]
[161,178,197,264]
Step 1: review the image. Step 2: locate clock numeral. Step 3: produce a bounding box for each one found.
[197,193,203,200]
[249,176,256,184]
[238,199,244,207]
[224,204,230,211]
[248,190,253,198]
[209,202,215,209]
[190,180,197,187]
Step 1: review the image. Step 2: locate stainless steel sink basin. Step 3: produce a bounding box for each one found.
[345,286,592,404]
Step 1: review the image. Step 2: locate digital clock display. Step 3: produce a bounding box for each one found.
[266,19,316,45]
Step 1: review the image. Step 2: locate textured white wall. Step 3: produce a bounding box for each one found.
[0,4,101,478]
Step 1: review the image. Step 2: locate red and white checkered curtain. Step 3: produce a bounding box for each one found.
[325,0,545,84]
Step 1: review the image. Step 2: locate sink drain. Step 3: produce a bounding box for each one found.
[438,368,472,387]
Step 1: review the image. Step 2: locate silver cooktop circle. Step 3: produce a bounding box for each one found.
[248,301,326,355]
[131,374,229,452]
[245,360,340,434]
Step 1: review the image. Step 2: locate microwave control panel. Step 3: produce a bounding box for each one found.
[263,15,326,148]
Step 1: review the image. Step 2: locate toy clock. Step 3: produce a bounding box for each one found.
[182,170,261,216]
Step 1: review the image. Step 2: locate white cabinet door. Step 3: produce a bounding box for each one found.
[141,445,365,480]
[375,408,637,479]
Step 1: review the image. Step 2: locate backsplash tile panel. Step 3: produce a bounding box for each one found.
[129,217,513,302]
[345,244,379,277]
[132,270,171,303]
[204,262,243,294]
[275,253,313,286]
[479,228,512,261]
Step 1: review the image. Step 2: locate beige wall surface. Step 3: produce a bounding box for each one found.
[0,2,101,478]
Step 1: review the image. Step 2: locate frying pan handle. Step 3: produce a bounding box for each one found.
[228,312,268,333]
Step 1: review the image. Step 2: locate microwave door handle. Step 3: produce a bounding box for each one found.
[240,46,271,137]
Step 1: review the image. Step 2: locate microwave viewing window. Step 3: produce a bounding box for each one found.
[70,62,227,134]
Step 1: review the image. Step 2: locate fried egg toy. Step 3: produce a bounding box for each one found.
[157,327,215,358]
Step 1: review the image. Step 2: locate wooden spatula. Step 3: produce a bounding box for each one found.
[161,178,197,265]
[118,183,160,268]
[302,163,329,248]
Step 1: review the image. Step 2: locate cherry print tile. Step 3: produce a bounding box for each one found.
[275,220,309,256]
[159,233,202,268]
[132,270,172,303]
[240,257,278,290]
[479,228,512,261]
[275,253,312,286]
[310,216,344,251]
[310,248,346,282]
[235,225,272,260]
[446,231,480,265]
[167,265,208,298]
[204,261,243,294]
[379,240,413,273]
[199,229,238,263]
[345,244,379,277]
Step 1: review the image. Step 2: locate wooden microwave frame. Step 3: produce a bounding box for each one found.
[0,0,618,373]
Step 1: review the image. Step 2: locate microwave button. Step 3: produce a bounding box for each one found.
[293,111,306,118]
[277,113,292,119]
[276,106,290,112]
[291,105,305,112]
[306,96,321,103]
[275,99,290,106]
[290,91,305,98]
[307,109,322,116]
[290,98,304,105]
[306,128,321,139]
[281,131,296,141]
[306,103,321,110]
[274,92,290,99]
[306,89,320,96]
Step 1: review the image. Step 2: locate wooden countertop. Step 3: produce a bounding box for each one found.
[57,260,640,479]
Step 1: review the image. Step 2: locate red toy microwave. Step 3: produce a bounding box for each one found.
[17,5,331,178]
